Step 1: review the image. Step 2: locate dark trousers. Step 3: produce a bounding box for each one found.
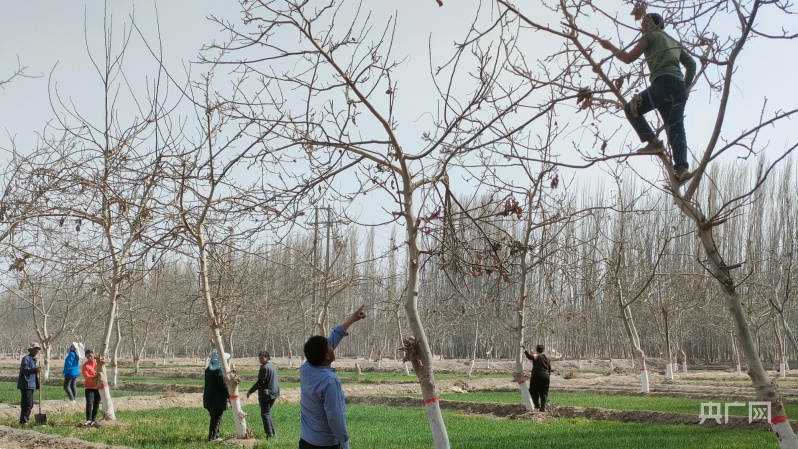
[64,377,77,401]
[19,389,34,424]
[85,388,101,421]
[299,439,339,449]
[260,396,277,436]
[529,375,550,410]
[625,75,689,169]
[207,407,225,440]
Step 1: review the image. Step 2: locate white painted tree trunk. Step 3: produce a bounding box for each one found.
[467,360,475,377]
[98,291,120,419]
[737,362,742,376]
[517,379,534,411]
[609,358,614,370]
[781,362,787,378]
[377,359,381,369]
[98,385,116,420]
[640,368,650,393]
[665,362,674,381]
[425,401,448,448]
[403,199,449,449]
[682,360,687,373]
[692,223,798,447]
[43,345,51,381]
[578,359,582,370]
[403,361,411,375]
[113,364,118,387]
[95,358,117,421]
[197,231,248,439]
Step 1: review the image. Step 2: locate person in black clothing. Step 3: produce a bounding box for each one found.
[247,350,280,438]
[524,344,551,412]
[17,342,41,426]
[203,349,230,441]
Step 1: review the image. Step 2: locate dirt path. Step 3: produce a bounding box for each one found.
[0,425,129,449]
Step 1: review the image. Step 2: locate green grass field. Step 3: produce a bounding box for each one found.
[3,402,778,449]
[334,370,504,382]
[425,390,798,417]
[0,381,156,404]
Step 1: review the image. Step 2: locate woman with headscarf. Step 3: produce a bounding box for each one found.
[63,342,82,403]
[203,349,230,441]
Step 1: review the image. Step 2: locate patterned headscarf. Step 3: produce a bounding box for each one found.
[208,348,231,371]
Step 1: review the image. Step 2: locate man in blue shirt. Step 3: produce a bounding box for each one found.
[299,306,366,449]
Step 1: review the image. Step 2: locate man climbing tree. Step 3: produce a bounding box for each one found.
[598,12,696,183]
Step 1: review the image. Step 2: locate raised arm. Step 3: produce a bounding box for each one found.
[340,305,366,333]
[598,38,645,64]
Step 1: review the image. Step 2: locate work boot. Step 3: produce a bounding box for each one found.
[674,166,693,184]
[636,139,665,155]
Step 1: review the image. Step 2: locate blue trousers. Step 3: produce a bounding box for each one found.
[625,75,689,169]
[64,377,77,401]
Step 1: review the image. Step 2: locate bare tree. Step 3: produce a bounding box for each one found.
[204,1,555,444]
[493,1,798,445]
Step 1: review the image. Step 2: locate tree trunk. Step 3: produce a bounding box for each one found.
[697,227,798,446]
[42,344,52,382]
[402,199,449,449]
[198,231,248,439]
[681,349,688,373]
[467,319,478,377]
[620,301,648,393]
[112,318,122,387]
[664,310,673,381]
[98,286,120,420]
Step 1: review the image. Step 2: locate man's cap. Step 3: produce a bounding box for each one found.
[645,13,665,29]
[29,342,41,350]
[259,350,271,359]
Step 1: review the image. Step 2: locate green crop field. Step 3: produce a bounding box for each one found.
[0,381,156,404]
[418,391,798,417]
[3,401,779,449]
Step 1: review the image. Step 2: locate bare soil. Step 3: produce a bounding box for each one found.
[1,357,794,448]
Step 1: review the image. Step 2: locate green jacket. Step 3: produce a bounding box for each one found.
[638,30,696,86]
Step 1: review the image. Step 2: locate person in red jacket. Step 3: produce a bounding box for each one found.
[81,349,101,425]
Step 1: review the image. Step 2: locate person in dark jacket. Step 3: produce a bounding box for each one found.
[203,349,230,441]
[247,350,280,438]
[17,342,41,425]
[524,344,552,412]
[63,343,81,402]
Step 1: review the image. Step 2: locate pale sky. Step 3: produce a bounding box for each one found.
[2,1,796,244]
